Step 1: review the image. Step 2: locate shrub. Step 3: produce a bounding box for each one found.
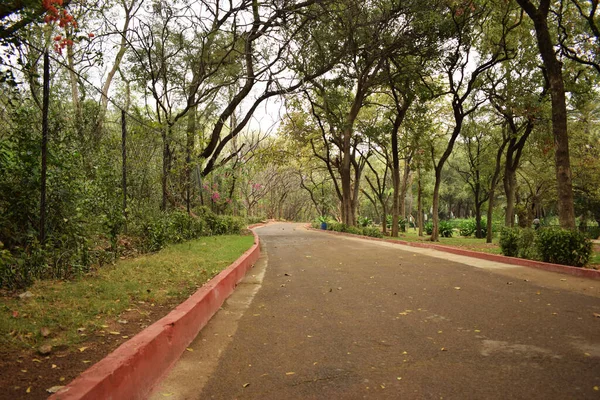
[459,219,476,237]
[518,228,539,260]
[499,227,520,257]
[459,218,488,237]
[386,215,407,232]
[535,228,592,267]
[425,221,433,235]
[439,220,454,237]
[357,216,372,227]
[361,227,383,238]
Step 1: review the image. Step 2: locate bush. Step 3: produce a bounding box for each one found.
[459,218,488,237]
[535,228,592,267]
[499,227,520,257]
[361,227,383,238]
[518,228,539,260]
[357,216,373,227]
[439,220,454,237]
[459,219,476,237]
[425,221,433,235]
[386,215,407,232]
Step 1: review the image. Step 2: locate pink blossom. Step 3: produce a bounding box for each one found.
[211,192,220,201]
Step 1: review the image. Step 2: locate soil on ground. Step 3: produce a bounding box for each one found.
[0,299,181,400]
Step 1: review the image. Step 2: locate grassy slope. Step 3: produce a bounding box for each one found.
[0,234,254,350]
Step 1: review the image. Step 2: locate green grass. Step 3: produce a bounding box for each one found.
[0,234,255,350]
[387,228,503,255]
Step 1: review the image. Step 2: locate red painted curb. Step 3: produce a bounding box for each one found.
[307,226,600,280]
[50,230,261,400]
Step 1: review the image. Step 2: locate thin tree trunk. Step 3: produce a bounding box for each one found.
[40,51,50,244]
[417,166,423,237]
[121,110,128,234]
[185,106,196,214]
[161,126,171,211]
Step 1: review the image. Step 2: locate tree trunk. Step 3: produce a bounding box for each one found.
[504,167,517,226]
[517,0,575,229]
[417,166,423,237]
[40,51,50,244]
[161,125,171,211]
[185,106,197,214]
[431,167,442,241]
[121,110,128,234]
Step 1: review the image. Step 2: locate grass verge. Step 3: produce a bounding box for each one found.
[0,234,255,352]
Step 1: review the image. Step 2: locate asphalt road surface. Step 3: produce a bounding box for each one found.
[150,222,600,400]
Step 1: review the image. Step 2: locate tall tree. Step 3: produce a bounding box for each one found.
[515,0,576,228]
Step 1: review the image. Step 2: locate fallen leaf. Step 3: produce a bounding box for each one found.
[46,386,64,394]
[59,377,65,382]
[118,320,128,324]
[474,329,481,333]
[161,393,174,397]
[100,325,109,328]
[242,383,250,388]
[560,279,566,282]
[77,327,86,333]
[397,377,402,380]
[186,348,194,352]
[26,387,31,393]
[21,369,27,373]
[12,310,19,318]
[78,347,88,352]
[41,327,51,337]
[83,360,91,364]
[593,313,600,318]
[51,364,57,369]
[109,331,120,335]
[32,358,42,363]
[454,287,461,290]
[438,330,443,334]
[286,372,295,375]
[122,336,129,339]
[594,386,599,391]
[441,347,447,351]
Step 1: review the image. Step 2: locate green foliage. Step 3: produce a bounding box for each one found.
[357,216,372,227]
[318,215,329,223]
[386,215,407,232]
[518,228,539,260]
[326,222,382,238]
[499,227,520,257]
[458,218,487,237]
[535,228,592,267]
[439,220,454,237]
[361,226,384,238]
[425,221,433,235]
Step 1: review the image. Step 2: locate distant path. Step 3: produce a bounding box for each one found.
[152,222,600,399]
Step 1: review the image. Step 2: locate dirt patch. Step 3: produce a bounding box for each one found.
[0,300,179,400]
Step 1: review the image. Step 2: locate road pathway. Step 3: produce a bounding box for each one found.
[151,222,600,399]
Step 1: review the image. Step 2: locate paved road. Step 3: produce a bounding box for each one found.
[151,222,600,399]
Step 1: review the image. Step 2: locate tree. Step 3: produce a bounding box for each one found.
[515,0,576,228]
[427,0,520,241]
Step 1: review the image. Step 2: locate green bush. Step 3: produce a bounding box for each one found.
[459,218,487,237]
[386,215,407,232]
[357,216,373,227]
[518,228,539,260]
[459,219,476,236]
[361,227,383,238]
[425,221,433,235]
[439,220,454,237]
[535,228,592,267]
[499,227,520,257]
